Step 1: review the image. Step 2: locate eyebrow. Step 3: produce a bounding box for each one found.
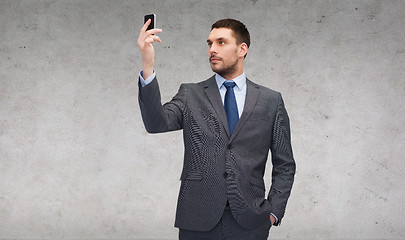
[207,37,227,43]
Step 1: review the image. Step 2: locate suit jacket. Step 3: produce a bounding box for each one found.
[138,75,295,231]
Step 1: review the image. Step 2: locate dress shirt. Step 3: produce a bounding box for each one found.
[215,73,246,118]
[139,71,156,87]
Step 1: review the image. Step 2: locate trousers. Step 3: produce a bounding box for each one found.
[178,205,271,240]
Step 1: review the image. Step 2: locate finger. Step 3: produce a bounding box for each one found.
[153,35,161,43]
[148,35,161,42]
[140,29,162,45]
[140,19,151,33]
[138,21,150,44]
[145,38,154,44]
[146,28,163,35]
[145,35,162,44]
[138,28,161,44]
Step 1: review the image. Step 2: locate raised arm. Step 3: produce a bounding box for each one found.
[137,19,162,79]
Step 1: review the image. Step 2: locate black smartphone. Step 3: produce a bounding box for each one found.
[144,14,156,31]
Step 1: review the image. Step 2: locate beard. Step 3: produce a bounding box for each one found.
[209,55,239,79]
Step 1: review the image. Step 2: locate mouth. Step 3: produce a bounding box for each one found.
[210,57,221,63]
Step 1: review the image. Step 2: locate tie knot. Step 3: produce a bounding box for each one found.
[223,81,236,89]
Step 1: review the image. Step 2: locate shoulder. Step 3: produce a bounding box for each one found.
[179,75,216,90]
[247,78,282,99]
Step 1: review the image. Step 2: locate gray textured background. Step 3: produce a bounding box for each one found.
[1,0,404,239]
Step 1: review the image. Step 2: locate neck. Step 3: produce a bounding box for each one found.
[221,62,244,80]
[222,70,243,80]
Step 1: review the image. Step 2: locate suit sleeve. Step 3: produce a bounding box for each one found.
[138,76,186,133]
[268,93,296,226]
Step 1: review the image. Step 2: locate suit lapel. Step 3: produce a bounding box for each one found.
[203,77,260,140]
[203,76,231,137]
[230,78,260,141]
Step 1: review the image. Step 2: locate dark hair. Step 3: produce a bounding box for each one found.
[211,19,250,49]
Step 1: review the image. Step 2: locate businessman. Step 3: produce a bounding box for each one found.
[137,18,296,240]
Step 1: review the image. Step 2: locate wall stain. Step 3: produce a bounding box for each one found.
[317,15,325,23]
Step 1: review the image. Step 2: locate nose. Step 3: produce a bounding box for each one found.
[209,43,217,55]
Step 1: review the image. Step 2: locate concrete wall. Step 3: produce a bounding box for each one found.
[1,0,404,239]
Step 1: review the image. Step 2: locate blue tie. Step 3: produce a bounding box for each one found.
[223,81,239,135]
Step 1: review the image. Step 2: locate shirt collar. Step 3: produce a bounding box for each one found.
[215,72,246,91]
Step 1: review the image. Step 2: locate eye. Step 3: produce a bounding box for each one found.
[219,41,225,45]
[207,42,212,47]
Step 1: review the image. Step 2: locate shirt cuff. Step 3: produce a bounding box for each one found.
[271,213,279,224]
[139,70,156,87]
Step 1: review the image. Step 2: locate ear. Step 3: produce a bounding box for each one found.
[238,42,248,58]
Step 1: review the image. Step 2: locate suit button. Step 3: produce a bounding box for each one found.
[227,144,232,149]
[223,172,228,179]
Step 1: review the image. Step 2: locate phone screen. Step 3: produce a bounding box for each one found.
[144,14,156,31]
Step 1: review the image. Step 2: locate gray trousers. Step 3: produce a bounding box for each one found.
[178,205,271,240]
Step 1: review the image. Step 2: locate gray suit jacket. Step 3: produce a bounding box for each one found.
[138,75,295,231]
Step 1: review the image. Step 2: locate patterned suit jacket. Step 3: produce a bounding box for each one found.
[138,75,295,231]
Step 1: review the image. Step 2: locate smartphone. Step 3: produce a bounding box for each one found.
[144,14,156,31]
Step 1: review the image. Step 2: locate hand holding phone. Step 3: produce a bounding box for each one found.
[138,14,162,79]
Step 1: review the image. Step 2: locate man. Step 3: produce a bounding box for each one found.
[137,18,295,240]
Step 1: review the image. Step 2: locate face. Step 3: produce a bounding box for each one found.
[207,28,247,79]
